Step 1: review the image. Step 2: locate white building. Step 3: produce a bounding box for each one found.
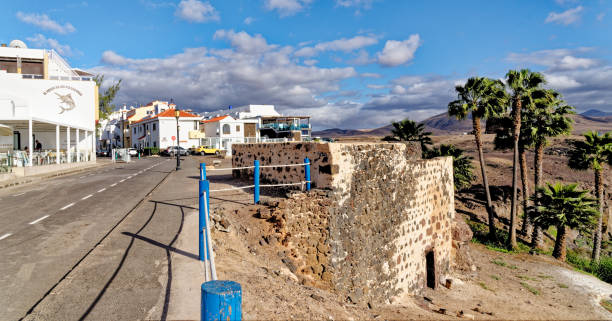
[0,40,97,168]
[129,109,201,150]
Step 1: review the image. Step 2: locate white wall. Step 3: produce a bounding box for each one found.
[157,118,199,149]
[0,72,96,131]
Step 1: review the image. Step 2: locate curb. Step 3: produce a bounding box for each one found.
[0,162,113,190]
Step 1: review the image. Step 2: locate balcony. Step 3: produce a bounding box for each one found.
[261,123,311,131]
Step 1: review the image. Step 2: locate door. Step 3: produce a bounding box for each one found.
[426,250,436,289]
[13,131,20,150]
[244,123,256,138]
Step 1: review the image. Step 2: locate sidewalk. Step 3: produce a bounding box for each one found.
[0,158,113,190]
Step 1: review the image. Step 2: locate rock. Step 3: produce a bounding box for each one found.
[452,217,473,242]
[310,294,325,302]
[219,218,230,229]
[445,279,452,289]
[257,207,272,219]
[457,311,475,320]
[282,258,298,273]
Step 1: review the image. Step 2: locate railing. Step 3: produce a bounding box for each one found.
[47,49,78,77]
[1,150,92,167]
[21,74,44,79]
[261,123,311,131]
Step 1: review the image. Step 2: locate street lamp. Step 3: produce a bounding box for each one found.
[174,100,181,170]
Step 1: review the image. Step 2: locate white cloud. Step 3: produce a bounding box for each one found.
[213,29,274,54]
[597,13,605,21]
[545,6,583,25]
[303,59,318,66]
[26,34,74,56]
[335,0,376,8]
[16,12,76,34]
[264,0,313,17]
[175,0,219,23]
[295,35,378,57]
[361,72,382,78]
[90,32,358,129]
[364,75,459,111]
[244,17,255,25]
[377,34,421,67]
[348,49,375,65]
[506,48,598,71]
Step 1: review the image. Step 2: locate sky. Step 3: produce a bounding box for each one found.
[2,0,611,130]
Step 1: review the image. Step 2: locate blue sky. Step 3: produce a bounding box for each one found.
[3,0,611,129]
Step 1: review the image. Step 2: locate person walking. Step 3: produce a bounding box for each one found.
[35,140,42,151]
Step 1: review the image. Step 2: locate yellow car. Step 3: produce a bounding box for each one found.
[192,146,221,156]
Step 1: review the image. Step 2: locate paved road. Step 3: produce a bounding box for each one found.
[0,157,173,320]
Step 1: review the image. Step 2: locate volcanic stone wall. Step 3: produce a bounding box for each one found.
[232,142,454,305]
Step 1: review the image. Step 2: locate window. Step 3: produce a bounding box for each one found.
[236,125,240,132]
[153,123,157,131]
[222,124,231,135]
[194,121,198,130]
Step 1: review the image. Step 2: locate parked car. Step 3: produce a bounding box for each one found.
[191,145,221,156]
[161,146,189,156]
[96,150,109,157]
[128,148,138,156]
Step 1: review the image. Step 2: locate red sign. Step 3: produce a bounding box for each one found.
[171,136,176,141]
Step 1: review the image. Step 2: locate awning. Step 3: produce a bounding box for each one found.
[0,124,13,136]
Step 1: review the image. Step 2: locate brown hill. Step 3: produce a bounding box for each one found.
[314,112,612,137]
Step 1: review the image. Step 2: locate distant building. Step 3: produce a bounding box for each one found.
[202,104,311,141]
[0,39,97,167]
[129,109,200,150]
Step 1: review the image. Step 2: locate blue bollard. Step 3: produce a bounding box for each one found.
[254,160,260,204]
[304,157,311,191]
[199,163,207,262]
[201,281,242,321]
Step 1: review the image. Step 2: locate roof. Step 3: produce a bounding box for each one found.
[131,109,199,124]
[201,115,230,123]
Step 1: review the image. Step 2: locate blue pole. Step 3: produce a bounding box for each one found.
[199,163,206,262]
[254,160,260,204]
[201,280,242,321]
[304,157,311,191]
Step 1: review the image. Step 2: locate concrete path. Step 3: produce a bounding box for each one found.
[0,157,172,320]
[19,156,210,321]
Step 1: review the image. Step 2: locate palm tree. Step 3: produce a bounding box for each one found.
[568,131,612,261]
[423,144,475,191]
[505,69,546,249]
[383,119,433,152]
[531,182,598,261]
[526,89,574,249]
[449,77,508,241]
[492,114,533,238]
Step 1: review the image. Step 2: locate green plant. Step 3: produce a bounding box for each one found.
[557,283,569,289]
[423,144,475,190]
[601,299,612,313]
[517,275,537,281]
[490,275,500,280]
[568,131,612,262]
[449,76,508,242]
[478,282,494,292]
[382,119,432,152]
[520,282,540,295]
[143,147,160,155]
[531,183,599,261]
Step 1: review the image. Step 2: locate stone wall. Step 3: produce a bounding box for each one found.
[235,142,454,306]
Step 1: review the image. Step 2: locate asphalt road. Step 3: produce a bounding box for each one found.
[0,157,174,320]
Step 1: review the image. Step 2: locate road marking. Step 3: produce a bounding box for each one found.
[29,215,50,225]
[110,183,117,187]
[127,176,132,179]
[120,179,125,183]
[60,203,74,210]
[13,192,26,197]
[97,188,106,193]
[0,233,11,241]
[81,194,93,200]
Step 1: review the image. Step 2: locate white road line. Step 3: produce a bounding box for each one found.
[13,192,26,197]
[120,179,125,183]
[60,203,75,210]
[29,215,50,225]
[110,183,117,187]
[81,194,93,200]
[79,176,86,179]
[0,233,11,241]
[127,176,132,179]
[97,188,106,193]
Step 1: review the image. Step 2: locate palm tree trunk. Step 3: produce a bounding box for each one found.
[509,100,521,249]
[592,168,603,262]
[519,146,531,237]
[531,141,545,250]
[553,224,568,261]
[473,116,497,241]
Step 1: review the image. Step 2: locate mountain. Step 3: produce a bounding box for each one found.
[580,109,612,117]
[314,111,612,137]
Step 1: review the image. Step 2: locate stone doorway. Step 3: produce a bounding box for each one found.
[426,250,436,289]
